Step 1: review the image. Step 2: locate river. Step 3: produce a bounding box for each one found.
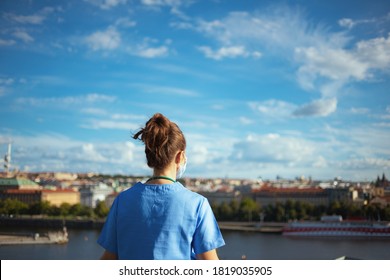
[1,228,390,260]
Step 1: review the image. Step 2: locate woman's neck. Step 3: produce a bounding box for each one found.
[148,165,177,184]
[154,163,176,178]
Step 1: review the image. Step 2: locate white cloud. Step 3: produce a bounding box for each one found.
[338,17,377,30]
[80,113,145,131]
[82,120,139,130]
[355,33,390,70]
[239,117,253,125]
[320,124,390,161]
[194,9,341,52]
[134,84,199,96]
[211,104,224,110]
[189,145,209,165]
[0,77,15,97]
[232,133,316,164]
[0,39,16,46]
[127,37,171,58]
[12,30,34,43]
[295,47,368,84]
[197,45,261,60]
[190,7,390,117]
[81,108,108,116]
[114,17,137,28]
[350,107,370,114]
[111,113,146,120]
[136,46,169,58]
[84,0,128,10]
[0,133,143,174]
[0,78,14,85]
[338,18,355,29]
[5,13,46,24]
[84,93,116,103]
[293,98,337,117]
[191,8,353,93]
[140,0,191,19]
[85,27,121,51]
[337,158,390,170]
[141,0,184,7]
[16,93,116,107]
[248,98,337,122]
[4,7,60,25]
[223,123,390,179]
[313,156,328,168]
[249,100,297,119]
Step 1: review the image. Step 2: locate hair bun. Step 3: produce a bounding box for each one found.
[133,113,186,169]
[151,113,169,128]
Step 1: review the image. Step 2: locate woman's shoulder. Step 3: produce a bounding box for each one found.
[115,182,143,198]
[175,182,208,202]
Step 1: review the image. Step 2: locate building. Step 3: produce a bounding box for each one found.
[198,191,242,205]
[0,189,42,204]
[253,187,329,207]
[326,187,358,204]
[41,190,80,206]
[105,192,119,208]
[253,185,361,207]
[0,189,80,206]
[0,177,41,191]
[79,182,113,208]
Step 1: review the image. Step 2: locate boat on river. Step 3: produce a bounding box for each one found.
[283,215,390,237]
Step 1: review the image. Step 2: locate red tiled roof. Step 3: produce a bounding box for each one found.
[4,189,41,194]
[4,189,78,194]
[253,187,325,194]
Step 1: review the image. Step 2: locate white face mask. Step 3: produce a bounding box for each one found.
[176,154,187,179]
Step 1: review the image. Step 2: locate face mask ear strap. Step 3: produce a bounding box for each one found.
[182,151,187,162]
[177,152,187,179]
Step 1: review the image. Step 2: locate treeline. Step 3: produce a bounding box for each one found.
[0,199,109,219]
[211,198,390,222]
[2,197,390,222]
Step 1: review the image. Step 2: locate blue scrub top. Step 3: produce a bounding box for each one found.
[97,181,225,260]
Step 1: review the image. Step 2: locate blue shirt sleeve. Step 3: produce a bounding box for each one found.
[192,198,225,255]
[97,197,118,255]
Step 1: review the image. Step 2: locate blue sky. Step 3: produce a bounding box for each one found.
[0,0,389,181]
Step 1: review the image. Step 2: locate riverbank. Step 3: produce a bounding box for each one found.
[0,216,105,229]
[0,228,68,245]
[219,221,285,233]
[0,217,285,233]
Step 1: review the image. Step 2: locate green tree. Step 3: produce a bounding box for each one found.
[313,204,327,220]
[59,203,71,217]
[69,203,83,217]
[48,205,61,216]
[382,206,390,221]
[79,204,94,218]
[28,201,51,216]
[218,202,233,221]
[239,197,260,222]
[363,204,376,220]
[0,199,28,215]
[229,200,240,221]
[94,201,109,218]
[274,203,285,222]
[284,200,298,220]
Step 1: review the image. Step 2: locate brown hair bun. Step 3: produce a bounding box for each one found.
[133,113,186,170]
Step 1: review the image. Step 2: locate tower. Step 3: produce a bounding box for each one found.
[4,143,11,174]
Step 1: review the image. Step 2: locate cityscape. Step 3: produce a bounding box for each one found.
[1,170,389,222]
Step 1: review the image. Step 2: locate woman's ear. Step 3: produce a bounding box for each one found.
[174,151,183,165]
